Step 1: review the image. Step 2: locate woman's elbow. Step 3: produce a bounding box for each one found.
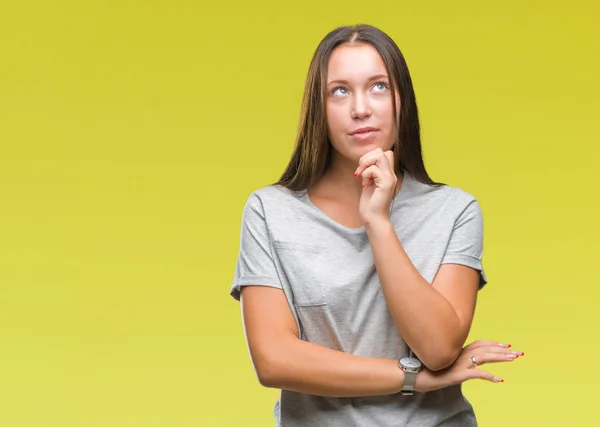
[252,348,286,388]
[421,347,461,372]
[255,359,279,388]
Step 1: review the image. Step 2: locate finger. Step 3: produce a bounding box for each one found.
[354,155,380,177]
[354,149,384,176]
[361,165,385,188]
[361,162,398,191]
[465,346,524,363]
[357,152,395,186]
[468,351,520,368]
[466,369,504,383]
[482,347,524,357]
[383,150,395,172]
[375,151,394,178]
[470,347,523,359]
[464,340,511,351]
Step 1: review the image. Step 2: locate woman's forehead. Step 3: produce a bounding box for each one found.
[327,44,388,83]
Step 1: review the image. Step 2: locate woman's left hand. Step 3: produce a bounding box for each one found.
[355,148,398,226]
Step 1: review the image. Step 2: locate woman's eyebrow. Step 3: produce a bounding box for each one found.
[327,74,389,86]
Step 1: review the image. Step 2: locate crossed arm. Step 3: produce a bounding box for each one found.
[240,264,484,398]
[241,285,407,398]
[236,191,486,396]
[239,222,484,395]
[365,219,481,371]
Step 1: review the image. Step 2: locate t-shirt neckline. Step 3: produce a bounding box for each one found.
[300,170,413,235]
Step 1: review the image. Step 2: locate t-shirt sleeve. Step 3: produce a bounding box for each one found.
[229,193,283,301]
[441,194,488,289]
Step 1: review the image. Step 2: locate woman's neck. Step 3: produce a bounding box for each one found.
[310,158,403,203]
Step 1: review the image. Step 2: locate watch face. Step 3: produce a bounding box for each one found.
[400,357,422,369]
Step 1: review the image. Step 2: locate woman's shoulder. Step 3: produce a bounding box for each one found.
[239,184,306,215]
[245,183,302,203]
[405,174,482,215]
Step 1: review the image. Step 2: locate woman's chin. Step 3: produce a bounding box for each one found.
[330,141,392,164]
[351,142,388,157]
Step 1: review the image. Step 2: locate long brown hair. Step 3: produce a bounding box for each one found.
[274,24,443,191]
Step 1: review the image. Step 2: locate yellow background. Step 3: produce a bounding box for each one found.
[1,1,598,426]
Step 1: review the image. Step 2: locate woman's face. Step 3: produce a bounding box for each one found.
[325,42,400,165]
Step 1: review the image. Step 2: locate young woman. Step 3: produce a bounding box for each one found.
[230,24,522,426]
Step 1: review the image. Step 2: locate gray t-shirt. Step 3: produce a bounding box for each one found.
[230,171,487,426]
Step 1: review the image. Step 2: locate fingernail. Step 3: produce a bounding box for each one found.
[499,343,511,348]
[510,351,524,356]
[354,173,358,177]
[507,354,517,360]
[493,377,504,383]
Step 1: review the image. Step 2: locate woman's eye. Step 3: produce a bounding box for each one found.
[332,87,349,96]
[373,82,388,91]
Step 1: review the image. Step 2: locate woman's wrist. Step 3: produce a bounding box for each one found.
[388,358,406,394]
[363,215,393,233]
[414,368,433,393]
[391,361,433,394]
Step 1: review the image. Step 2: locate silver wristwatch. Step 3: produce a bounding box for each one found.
[398,350,422,396]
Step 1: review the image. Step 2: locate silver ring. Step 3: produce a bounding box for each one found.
[471,356,477,367]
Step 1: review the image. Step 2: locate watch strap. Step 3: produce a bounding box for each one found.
[401,369,417,395]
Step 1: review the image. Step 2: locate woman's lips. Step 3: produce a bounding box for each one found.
[350,128,379,140]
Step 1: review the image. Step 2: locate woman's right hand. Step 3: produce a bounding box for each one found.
[415,340,524,393]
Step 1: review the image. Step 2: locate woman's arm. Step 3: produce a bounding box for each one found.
[355,149,483,372]
[233,194,406,397]
[240,285,406,397]
[365,219,479,371]
[240,285,517,397]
